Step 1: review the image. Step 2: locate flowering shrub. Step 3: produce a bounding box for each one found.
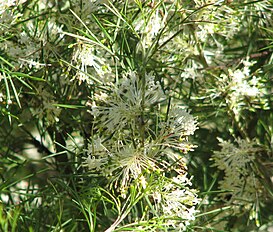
[1,0,273,231]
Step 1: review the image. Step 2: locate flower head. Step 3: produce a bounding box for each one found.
[157,106,198,154]
[151,173,200,231]
[211,138,264,204]
[90,71,165,133]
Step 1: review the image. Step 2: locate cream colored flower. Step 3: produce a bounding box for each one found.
[211,138,264,205]
[90,71,165,133]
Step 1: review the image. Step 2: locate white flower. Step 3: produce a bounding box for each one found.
[212,138,256,172]
[86,137,109,156]
[72,42,113,84]
[211,138,264,204]
[1,28,41,67]
[151,174,200,231]
[211,59,269,120]
[180,62,201,80]
[228,62,265,99]
[167,107,197,136]
[91,71,165,133]
[107,145,158,194]
[157,106,197,153]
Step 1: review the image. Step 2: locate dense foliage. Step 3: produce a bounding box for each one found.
[1,0,273,231]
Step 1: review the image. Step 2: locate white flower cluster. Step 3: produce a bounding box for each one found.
[71,42,113,85]
[211,138,264,205]
[196,4,241,42]
[90,71,165,132]
[228,60,264,98]
[215,59,269,118]
[84,71,199,230]
[82,137,110,171]
[150,2,244,82]
[157,106,198,156]
[151,174,200,231]
[84,138,159,196]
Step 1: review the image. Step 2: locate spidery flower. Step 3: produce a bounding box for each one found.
[90,71,165,133]
[71,42,113,85]
[157,106,198,154]
[211,138,264,205]
[151,173,200,231]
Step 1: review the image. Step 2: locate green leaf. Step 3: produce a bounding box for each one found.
[52,103,85,109]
